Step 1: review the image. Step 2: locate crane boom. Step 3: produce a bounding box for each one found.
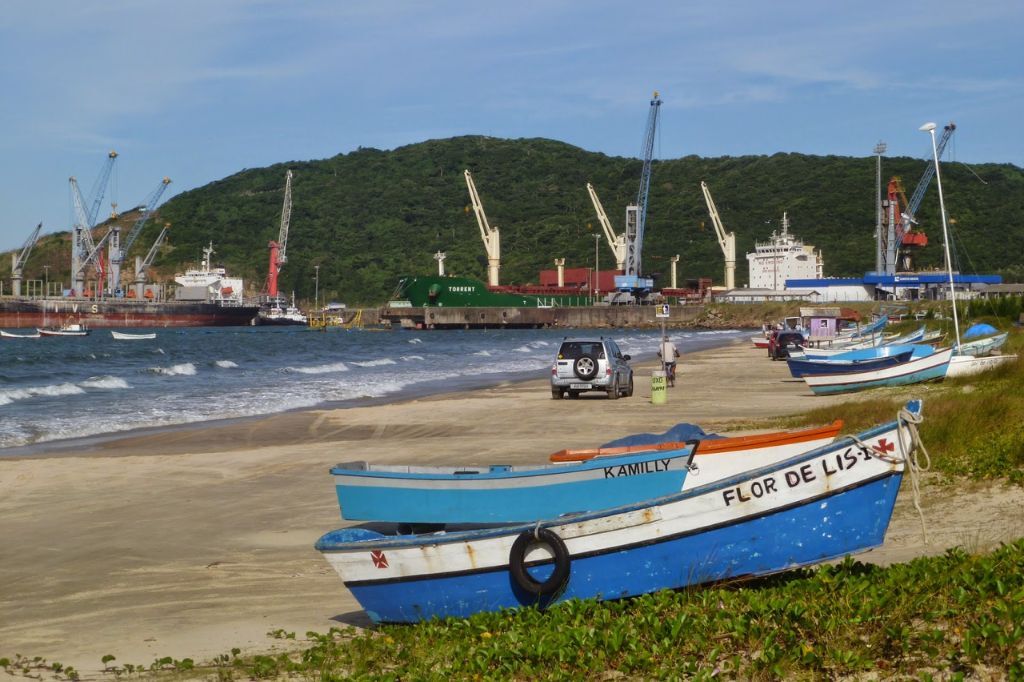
[277,169,293,264]
[133,224,169,299]
[619,92,661,293]
[121,178,172,256]
[700,181,736,290]
[902,122,955,230]
[15,222,43,270]
[85,151,118,228]
[464,169,501,286]
[585,183,626,270]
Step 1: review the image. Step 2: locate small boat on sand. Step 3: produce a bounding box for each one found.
[330,421,843,525]
[1,330,41,339]
[316,402,924,624]
[111,331,157,340]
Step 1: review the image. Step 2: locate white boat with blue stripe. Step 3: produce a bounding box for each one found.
[316,402,924,624]
[803,348,952,395]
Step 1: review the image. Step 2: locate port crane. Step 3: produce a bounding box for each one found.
[585,183,626,271]
[617,92,662,294]
[69,151,118,295]
[131,223,170,299]
[700,181,737,290]
[10,222,43,297]
[881,122,956,275]
[108,177,172,295]
[265,170,293,301]
[464,169,500,286]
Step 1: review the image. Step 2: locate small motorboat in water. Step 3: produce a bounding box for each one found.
[37,321,90,337]
[1,330,41,339]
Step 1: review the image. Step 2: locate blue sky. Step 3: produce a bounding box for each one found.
[1,0,1021,252]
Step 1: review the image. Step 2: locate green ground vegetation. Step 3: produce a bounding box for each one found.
[7,541,1021,679]
[4,137,1023,304]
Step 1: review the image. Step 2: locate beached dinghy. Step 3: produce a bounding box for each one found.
[111,331,157,340]
[803,348,952,395]
[316,402,923,624]
[548,420,843,483]
[331,444,699,524]
[331,421,843,524]
[786,351,914,378]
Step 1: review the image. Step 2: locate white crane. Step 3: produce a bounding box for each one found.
[69,151,118,295]
[585,183,626,271]
[109,177,172,295]
[11,222,43,297]
[700,181,736,290]
[464,169,500,286]
[132,223,170,299]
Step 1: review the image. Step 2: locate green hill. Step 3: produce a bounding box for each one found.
[6,137,1024,304]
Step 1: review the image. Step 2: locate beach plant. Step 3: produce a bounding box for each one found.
[206,539,1024,679]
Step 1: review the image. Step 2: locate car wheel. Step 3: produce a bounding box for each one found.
[551,387,563,400]
[608,376,619,400]
[573,355,598,380]
[625,375,634,397]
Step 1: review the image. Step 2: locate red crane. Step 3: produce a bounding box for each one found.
[265,170,293,300]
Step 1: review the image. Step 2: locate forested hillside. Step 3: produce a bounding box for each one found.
[8,137,1024,304]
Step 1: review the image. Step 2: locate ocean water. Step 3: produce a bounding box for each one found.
[0,326,747,451]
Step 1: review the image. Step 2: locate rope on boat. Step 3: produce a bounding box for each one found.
[848,407,930,544]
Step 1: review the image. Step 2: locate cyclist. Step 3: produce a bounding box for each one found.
[657,335,680,387]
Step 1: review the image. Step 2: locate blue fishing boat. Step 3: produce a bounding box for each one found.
[803,348,952,395]
[801,343,933,362]
[786,350,914,378]
[316,402,924,623]
[330,444,697,524]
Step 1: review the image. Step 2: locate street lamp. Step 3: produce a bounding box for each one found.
[592,234,601,303]
[43,265,50,296]
[920,121,960,349]
[314,265,320,311]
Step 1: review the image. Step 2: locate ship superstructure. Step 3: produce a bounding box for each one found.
[746,213,824,290]
[174,242,246,306]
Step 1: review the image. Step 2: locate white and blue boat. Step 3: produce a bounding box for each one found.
[803,348,952,395]
[316,402,923,623]
[786,350,914,378]
[799,343,933,362]
[330,444,698,524]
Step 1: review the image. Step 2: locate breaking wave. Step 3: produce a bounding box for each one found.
[150,363,198,376]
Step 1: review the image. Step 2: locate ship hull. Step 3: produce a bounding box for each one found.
[0,298,259,328]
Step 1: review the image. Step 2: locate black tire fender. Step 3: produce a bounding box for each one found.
[573,355,598,380]
[508,527,571,596]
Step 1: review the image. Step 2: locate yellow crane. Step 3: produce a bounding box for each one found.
[700,181,736,290]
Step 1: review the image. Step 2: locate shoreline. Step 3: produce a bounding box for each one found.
[1,331,748,460]
[2,339,1021,674]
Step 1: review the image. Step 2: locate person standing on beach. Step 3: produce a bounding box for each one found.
[658,335,680,387]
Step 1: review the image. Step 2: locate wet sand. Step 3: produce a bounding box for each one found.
[1,340,1021,673]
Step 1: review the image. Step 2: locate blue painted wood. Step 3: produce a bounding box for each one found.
[805,349,952,395]
[786,350,913,378]
[341,478,900,623]
[331,445,695,524]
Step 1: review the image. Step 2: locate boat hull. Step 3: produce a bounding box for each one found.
[0,297,259,328]
[317,413,913,623]
[332,446,696,524]
[786,351,913,378]
[803,348,952,395]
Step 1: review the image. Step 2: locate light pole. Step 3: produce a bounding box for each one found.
[921,122,960,349]
[43,265,50,296]
[314,265,320,311]
[874,140,887,274]
[592,234,601,303]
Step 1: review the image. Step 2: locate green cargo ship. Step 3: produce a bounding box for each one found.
[387,275,593,309]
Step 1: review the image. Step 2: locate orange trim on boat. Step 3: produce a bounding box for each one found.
[548,420,844,463]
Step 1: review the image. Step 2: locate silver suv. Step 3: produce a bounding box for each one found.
[550,337,634,400]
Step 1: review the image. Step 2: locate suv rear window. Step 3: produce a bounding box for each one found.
[558,341,606,360]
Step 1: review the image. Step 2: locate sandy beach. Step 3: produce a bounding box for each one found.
[2,340,1022,674]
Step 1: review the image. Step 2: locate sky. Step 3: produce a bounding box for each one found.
[1,0,1021,252]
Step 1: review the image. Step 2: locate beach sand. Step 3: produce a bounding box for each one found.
[1,340,1021,674]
